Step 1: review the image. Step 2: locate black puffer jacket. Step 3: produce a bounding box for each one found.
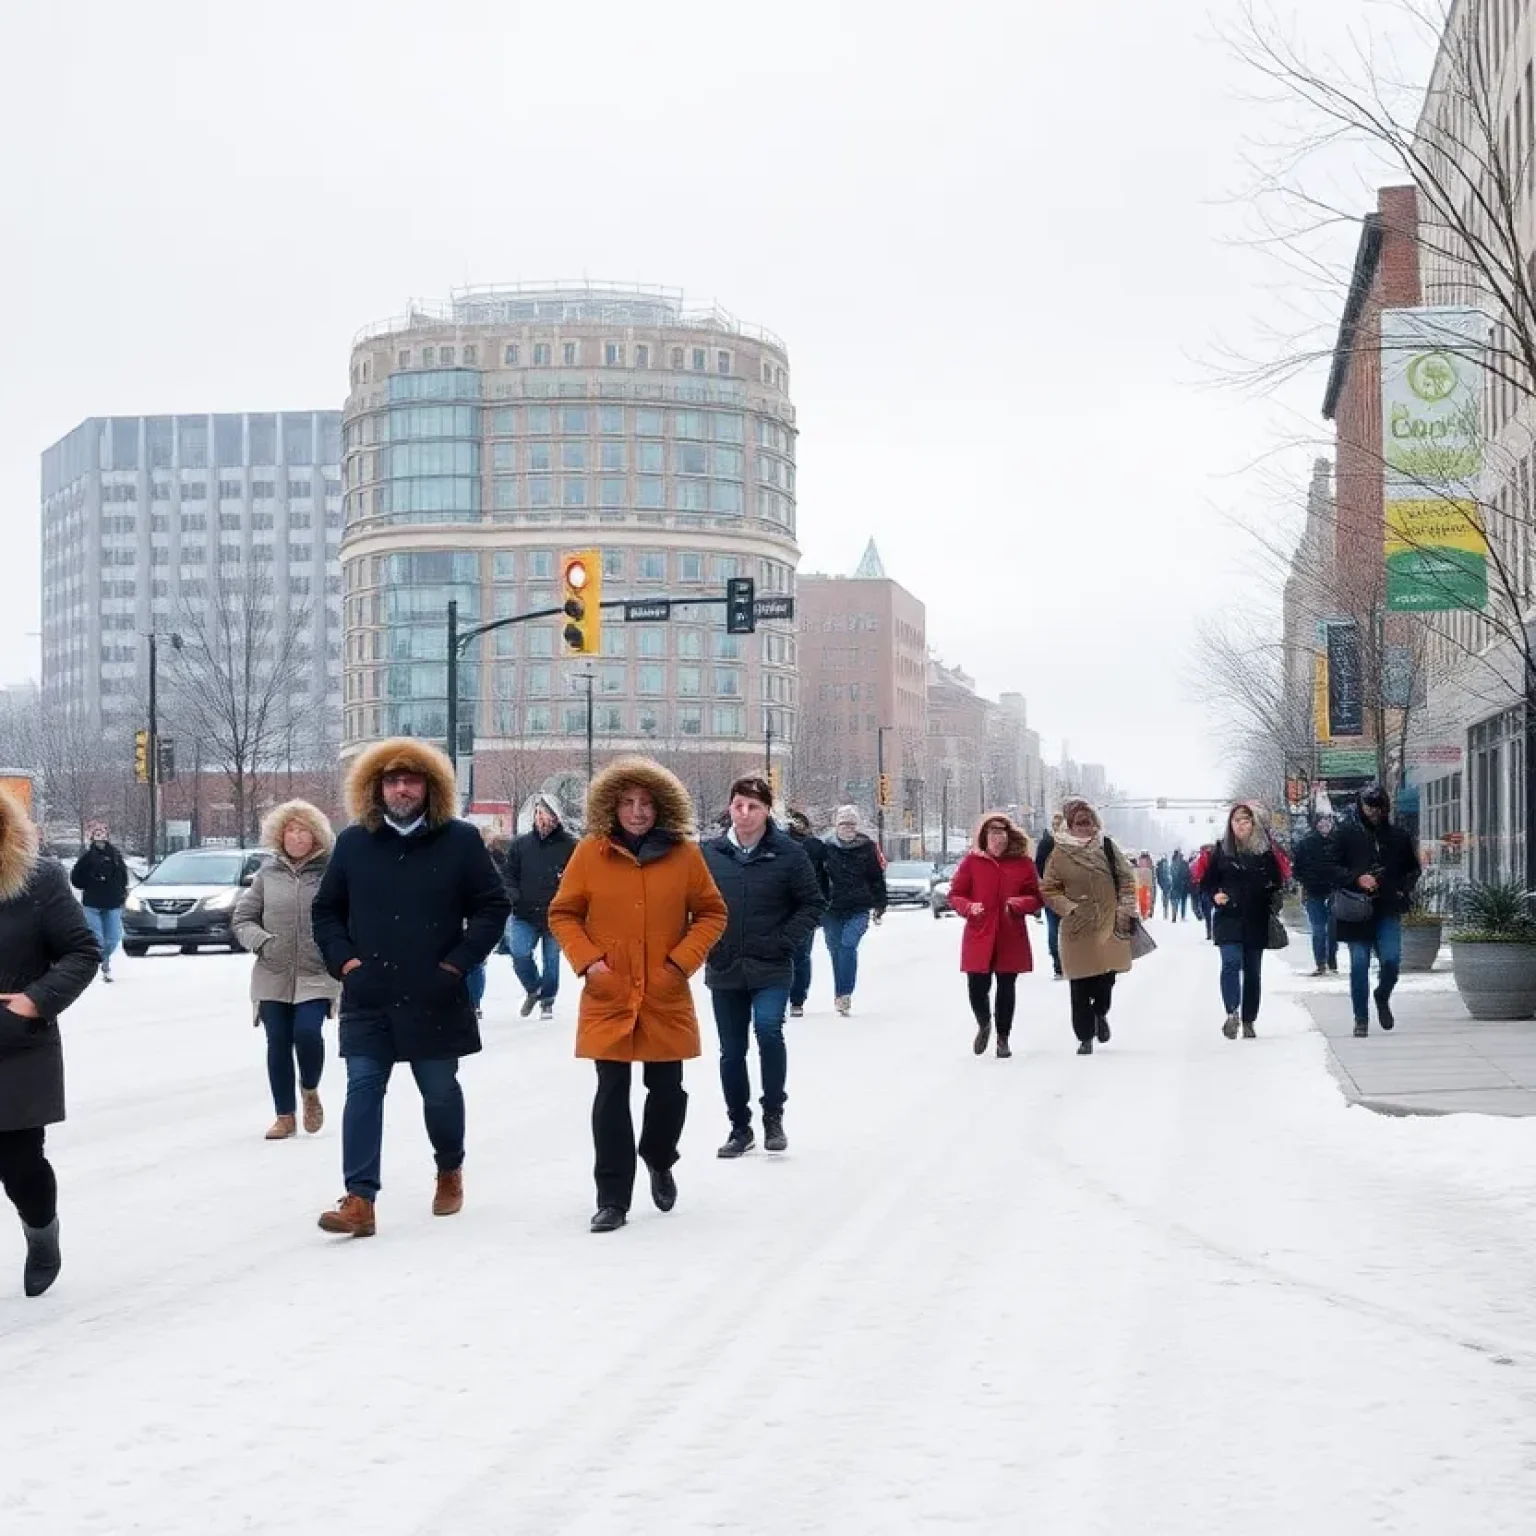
[504,825,578,928]
[1335,796,1421,942]
[822,833,888,916]
[1292,827,1347,898]
[1200,844,1285,949]
[71,842,130,910]
[702,825,825,990]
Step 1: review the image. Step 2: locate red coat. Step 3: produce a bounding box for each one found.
[948,852,1043,974]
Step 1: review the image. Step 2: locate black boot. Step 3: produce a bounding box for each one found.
[995,1033,1012,1059]
[590,1206,627,1233]
[717,1127,754,1159]
[647,1165,677,1212]
[22,1218,61,1297]
[1095,1015,1111,1044]
[763,1115,788,1152]
[1076,1038,1093,1056]
[1242,1020,1256,1039]
[972,1017,991,1055]
[1353,1019,1369,1038]
[1374,987,1395,1032]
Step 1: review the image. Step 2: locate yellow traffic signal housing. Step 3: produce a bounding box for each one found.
[561,549,603,655]
[134,730,150,784]
[877,773,893,808]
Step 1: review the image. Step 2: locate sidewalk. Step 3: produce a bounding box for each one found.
[1295,971,1536,1117]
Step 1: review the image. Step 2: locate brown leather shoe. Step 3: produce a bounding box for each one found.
[318,1194,376,1237]
[433,1169,464,1217]
[265,1114,297,1141]
[301,1088,324,1135]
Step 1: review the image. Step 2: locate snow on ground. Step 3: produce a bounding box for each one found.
[3,914,1536,1534]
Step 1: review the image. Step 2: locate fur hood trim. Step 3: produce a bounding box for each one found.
[345,737,459,831]
[972,811,1032,859]
[259,799,336,860]
[586,757,695,841]
[0,786,39,903]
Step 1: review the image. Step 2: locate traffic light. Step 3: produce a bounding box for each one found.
[726,576,756,635]
[768,764,782,801]
[157,738,176,782]
[877,773,893,809]
[560,549,602,655]
[134,730,149,784]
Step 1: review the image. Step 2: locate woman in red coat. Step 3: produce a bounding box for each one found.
[946,813,1042,1059]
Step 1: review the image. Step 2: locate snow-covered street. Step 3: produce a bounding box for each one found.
[4,914,1536,1534]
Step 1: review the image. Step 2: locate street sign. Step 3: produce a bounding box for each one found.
[624,599,672,622]
[726,577,756,634]
[753,595,795,621]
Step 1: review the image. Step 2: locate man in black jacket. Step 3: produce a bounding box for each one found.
[70,824,129,982]
[1292,811,1346,976]
[310,738,510,1238]
[1335,785,1421,1037]
[821,805,887,1015]
[785,809,827,1016]
[504,793,578,1019]
[703,777,824,1157]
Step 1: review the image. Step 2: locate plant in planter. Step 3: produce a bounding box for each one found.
[1400,872,1447,973]
[1449,880,1536,1020]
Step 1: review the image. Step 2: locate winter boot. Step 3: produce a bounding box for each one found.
[1353,1019,1369,1038]
[1242,1020,1257,1040]
[1095,1015,1111,1044]
[265,1114,297,1141]
[22,1218,61,1298]
[1374,987,1396,1032]
[318,1194,376,1238]
[301,1088,324,1135]
[1076,1039,1094,1056]
[763,1114,788,1152]
[1311,965,1328,978]
[996,1034,1013,1059]
[590,1206,627,1233]
[973,1017,992,1055]
[101,959,113,983]
[520,991,539,1017]
[717,1127,755,1159]
[539,1000,554,1020]
[789,1003,804,1018]
[647,1164,677,1211]
[1222,1013,1240,1040]
[433,1169,464,1217]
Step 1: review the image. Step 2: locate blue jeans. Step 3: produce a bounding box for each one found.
[789,937,814,1007]
[258,999,328,1115]
[83,906,123,968]
[466,964,486,1009]
[341,1055,464,1201]
[510,918,561,1002]
[1219,943,1264,1023]
[711,985,790,1128]
[1044,907,1062,974]
[1349,914,1402,1023]
[1304,895,1337,970]
[822,911,870,998]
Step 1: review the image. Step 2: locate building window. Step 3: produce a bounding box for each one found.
[529,442,551,472]
[711,555,739,581]
[561,407,588,434]
[714,633,743,660]
[494,552,516,582]
[678,667,701,697]
[674,411,707,439]
[637,442,664,473]
[677,629,704,659]
[596,704,624,734]
[600,442,626,472]
[562,341,579,366]
[678,552,703,583]
[602,549,626,578]
[562,704,587,735]
[494,442,517,470]
[636,409,664,437]
[712,705,744,736]
[716,350,731,375]
[529,550,554,580]
[422,347,436,366]
[526,664,551,696]
[599,478,625,508]
[599,405,623,435]
[638,664,665,694]
[712,447,743,477]
[526,705,551,733]
[671,347,685,369]
[601,629,628,658]
[638,551,666,581]
[675,481,708,511]
[677,444,708,476]
[636,477,665,509]
[714,668,742,698]
[505,343,520,365]
[637,627,665,658]
[604,342,624,367]
[398,349,412,368]
[462,344,477,365]
[678,704,702,736]
[529,477,552,507]
[533,343,551,366]
[562,479,588,507]
[527,406,552,434]
[493,408,516,434]
[600,665,625,694]
[692,348,706,371]
[711,482,743,514]
[561,441,588,471]
[635,344,650,369]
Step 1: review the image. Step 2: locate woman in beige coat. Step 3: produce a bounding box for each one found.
[1039,798,1137,1055]
[233,801,340,1139]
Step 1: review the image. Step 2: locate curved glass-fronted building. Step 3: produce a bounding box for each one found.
[339,283,799,808]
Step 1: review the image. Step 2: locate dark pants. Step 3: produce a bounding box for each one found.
[0,1127,56,1228]
[967,972,1017,1036]
[341,1055,465,1202]
[712,985,789,1129]
[1219,943,1265,1023]
[592,1059,687,1212]
[1349,915,1403,1023]
[1172,891,1188,921]
[1044,907,1062,974]
[1068,973,1115,1043]
[1304,895,1337,970]
[258,999,327,1116]
[790,937,814,1008]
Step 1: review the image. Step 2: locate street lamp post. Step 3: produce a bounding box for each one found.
[145,630,182,863]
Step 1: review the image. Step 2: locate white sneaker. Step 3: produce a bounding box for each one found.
[835,995,851,1016]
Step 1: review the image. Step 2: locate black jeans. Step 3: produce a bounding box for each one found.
[1068,973,1116,1043]
[0,1127,57,1228]
[592,1060,687,1212]
[967,973,1017,1037]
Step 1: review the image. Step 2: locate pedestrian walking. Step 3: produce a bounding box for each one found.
[821,806,887,1015]
[1195,804,1289,1040]
[1039,799,1136,1055]
[1169,850,1191,923]
[784,809,828,1016]
[1335,785,1421,1037]
[70,823,129,982]
[1293,811,1346,976]
[548,757,728,1234]
[1033,811,1066,978]
[309,739,511,1239]
[504,790,579,1019]
[1133,852,1156,920]
[232,800,340,1142]
[464,827,510,1019]
[1155,855,1172,920]
[946,813,1043,1058]
[702,776,824,1157]
[0,785,100,1296]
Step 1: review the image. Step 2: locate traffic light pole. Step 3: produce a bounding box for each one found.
[147,632,158,864]
[876,725,887,856]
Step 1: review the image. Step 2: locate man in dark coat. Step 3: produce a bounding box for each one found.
[1168,850,1192,922]
[1292,811,1347,976]
[504,791,579,1019]
[1032,813,1064,975]
[784,809,827,1015]
[820,806,888,1015]
[703,778,824,1158]
[310,738,511,1237]
[1335,785,1421,1037]
[70,822,129,981]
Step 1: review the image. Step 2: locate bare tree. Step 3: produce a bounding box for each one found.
[2,695,133,848]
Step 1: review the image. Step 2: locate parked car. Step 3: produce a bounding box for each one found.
[930,862,962,919]
[884,859,939,910]
[121,847,267,955]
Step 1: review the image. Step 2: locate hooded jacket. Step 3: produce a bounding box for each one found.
[504,796,580,929]
[548,758,728,1063]
[310,738,511,1063]
[0,787,100,1132]
[1292,818,1347,898]
[71,839,130,910]
[1199,805,1286,949]
[1335,788,1421,940]
[1038,800,1136,980]
[701,821,825,991]
[821,829,888,915]
[947,814,1043,975]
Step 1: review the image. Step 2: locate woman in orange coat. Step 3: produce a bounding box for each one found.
[549,757,727,1234]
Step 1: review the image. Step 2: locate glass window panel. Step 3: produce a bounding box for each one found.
[637,442,664,473]
[561,407,589,434]
[637,477,665,508]
[529,476,552,507]
[635,409,664,437]
[600,442,626,472]
[561,442,588,470]
[600,406,623,434]
[562,479,588,506]
[599,478,625,507]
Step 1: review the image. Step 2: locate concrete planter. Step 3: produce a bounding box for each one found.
[1450,939,1536,1020]
[1400,920,1443,973]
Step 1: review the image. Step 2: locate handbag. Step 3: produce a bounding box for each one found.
[1128,917,1158,961]
[1265,914,1290,951]
[1333,887,1374,924]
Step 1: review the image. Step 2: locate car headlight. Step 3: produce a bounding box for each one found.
[201,889,238,912]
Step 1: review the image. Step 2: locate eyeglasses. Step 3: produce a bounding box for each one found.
[381,771,426,787]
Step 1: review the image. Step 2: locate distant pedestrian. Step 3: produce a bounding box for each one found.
[820,806,887,1015]
[1292,811,1346,976]
[233,800,339,1141]
[946,813,1042,1058]
[548,758,728,1234]
[1335,785,1421,1038]
[1039,799,1136,1055]
[784,809,828,1016]
[503,791,579,1020]
[1033,811,1066,978]
[70,823,129,982]
[702,776,824,1158]
[309,739,511,1239]
[1169,850,1191,922]
[465,827,510,1017]
[0,785,100,1296]
[1155,855,1172,919]
[1133,852,1156,920]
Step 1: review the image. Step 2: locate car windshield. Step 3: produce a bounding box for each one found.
[887,862,934,879]
[144,851,248,886]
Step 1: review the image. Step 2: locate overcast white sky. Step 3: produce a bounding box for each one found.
[0,0,1415,798]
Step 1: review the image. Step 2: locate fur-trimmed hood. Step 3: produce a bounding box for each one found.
[585,757,695,841]
[345,737,459,831]
[972,811,1032,859]
[0,785,39,903]
[258,799,336,863]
